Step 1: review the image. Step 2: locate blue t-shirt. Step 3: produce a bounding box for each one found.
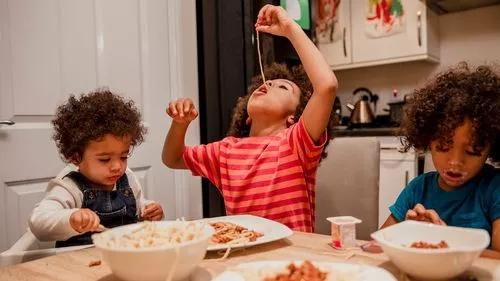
[390,164,500,237]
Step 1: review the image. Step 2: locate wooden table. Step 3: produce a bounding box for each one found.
[0,232,498,281]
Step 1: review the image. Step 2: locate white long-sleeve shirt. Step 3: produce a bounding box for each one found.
[29,164,155,242]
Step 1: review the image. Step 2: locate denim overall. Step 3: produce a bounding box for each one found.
[55,171,138,247]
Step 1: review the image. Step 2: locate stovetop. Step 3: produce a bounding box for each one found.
[340,115,399,129]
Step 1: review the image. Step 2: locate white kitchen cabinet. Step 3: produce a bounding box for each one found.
[319,0,440,70]
[377,140,418,227]
[351,0,440,68]
[317,0,352,67]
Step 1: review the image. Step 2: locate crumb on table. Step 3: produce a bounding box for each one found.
[88,259,102,267]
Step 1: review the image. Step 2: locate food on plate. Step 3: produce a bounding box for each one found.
[409,240,449,249]
[88,259,102,267]
[263,261,327,281]
[232,261,361,281]
[97,221,205,249]
[209,221,263,244]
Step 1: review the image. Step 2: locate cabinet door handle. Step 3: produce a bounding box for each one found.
[342,27,347,57]
[417,11,422,47]
[0,120,15,126]
[405,170,409,186]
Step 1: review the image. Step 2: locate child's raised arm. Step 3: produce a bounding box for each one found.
[162,98,198,169]
[256,5,338,142]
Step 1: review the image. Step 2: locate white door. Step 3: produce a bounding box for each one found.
[317,0,352,67]
[0,0,201,252]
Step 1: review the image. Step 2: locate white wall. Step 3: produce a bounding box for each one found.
[335,5,500,116]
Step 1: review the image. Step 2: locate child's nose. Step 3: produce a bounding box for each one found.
[110,160,122,172]
[448,150,465,167]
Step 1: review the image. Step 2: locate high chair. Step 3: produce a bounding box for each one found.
[0,229,91,267]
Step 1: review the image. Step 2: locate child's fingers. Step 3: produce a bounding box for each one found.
[183,99,192,114]
[80,212,91,230]
[265,6,274,24]
[71,212,83,232]
[190,108,198,118]
[168,102,177,116]
[405,209,418,220]
[425,210,443,225]
[257,5,270,24]
[91,214,101,231]
[413,203,427,216]
[256,25,271,33]
[90,217,100,231]
[94,224,106,232]
[150,207,163,219]
[142,204,155,217]
[175,100,185,117]
[151,214,163,221]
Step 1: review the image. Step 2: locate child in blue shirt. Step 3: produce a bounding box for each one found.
[382,63,500,259]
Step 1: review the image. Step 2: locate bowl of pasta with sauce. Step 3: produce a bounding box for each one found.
[92,220,214,281]
[371,221,490,280]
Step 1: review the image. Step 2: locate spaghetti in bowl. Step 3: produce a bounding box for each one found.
[92,220,213,281]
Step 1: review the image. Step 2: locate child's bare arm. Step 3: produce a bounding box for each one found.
[256,5,338,142]
[381,214,399,228]
[162,99,198,169]
[481,219,500,259]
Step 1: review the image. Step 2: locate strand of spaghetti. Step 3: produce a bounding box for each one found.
[256,30,267,87]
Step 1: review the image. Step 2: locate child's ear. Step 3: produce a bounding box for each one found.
[70,154,81,166]
[246,117,252,126]
[286,115,295,127]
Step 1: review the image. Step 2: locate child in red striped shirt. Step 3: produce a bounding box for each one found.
[162,5,338,232]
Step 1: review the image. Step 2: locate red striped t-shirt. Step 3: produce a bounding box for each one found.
[183,117,327,232]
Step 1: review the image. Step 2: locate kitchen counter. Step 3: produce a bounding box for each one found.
[334,126,400,137]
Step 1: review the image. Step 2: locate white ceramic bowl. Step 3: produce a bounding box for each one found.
[371,221,490,280]
[92,221,214,281]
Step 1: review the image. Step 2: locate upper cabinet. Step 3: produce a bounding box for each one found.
[316,0,352,67]
[317,0,440,70]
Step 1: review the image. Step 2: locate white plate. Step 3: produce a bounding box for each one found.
[213,260,397,281]
[199,215,293,251]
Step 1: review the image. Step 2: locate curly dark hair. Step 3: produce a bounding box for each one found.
[52,89,147,162]
[400,62,500,162]
[227,63,338,161]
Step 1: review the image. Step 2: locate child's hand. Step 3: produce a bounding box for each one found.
[70,209,103,233]
[167,98,198,124]
[405,204,447,226]
[255,5,296,38]
[141,203,164,221]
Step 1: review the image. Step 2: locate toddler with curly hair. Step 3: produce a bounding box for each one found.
[162,5,338,232]
[30,89,164,247]
[382,63,500,259]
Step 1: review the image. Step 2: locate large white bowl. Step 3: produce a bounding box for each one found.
[371,221,490,280]
[92,221,214,281]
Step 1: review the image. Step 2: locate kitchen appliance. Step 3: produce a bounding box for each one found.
[384,94,410,126]
[346,87,378,126]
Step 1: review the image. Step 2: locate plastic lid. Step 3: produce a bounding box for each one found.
[326,216,362,225]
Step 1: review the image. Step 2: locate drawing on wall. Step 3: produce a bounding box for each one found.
[281,0,310,30]
[365,0,406,38]
[316,0,342,44]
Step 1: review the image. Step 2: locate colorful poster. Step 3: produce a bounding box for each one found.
[280,0,310,30]
[365,0,406,38]
[316,0,342,44]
